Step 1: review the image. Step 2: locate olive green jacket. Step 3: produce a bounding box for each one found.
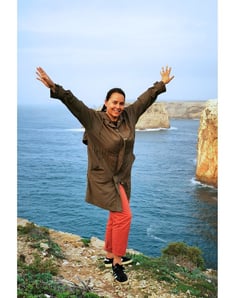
[51,81,166,211]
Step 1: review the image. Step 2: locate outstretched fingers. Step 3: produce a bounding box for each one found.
[160,65,174,84]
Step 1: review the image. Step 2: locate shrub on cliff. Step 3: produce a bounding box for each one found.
[162,241,205,270]
[128,242,216,297]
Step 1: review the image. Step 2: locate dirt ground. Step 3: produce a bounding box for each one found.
[17,218,195,298]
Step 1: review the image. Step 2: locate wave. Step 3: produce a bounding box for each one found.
[66,127,177,132]
[136,126,177,132]
[27,126,177,133]
[190,177,217,189]
[147,225,168,243]
[64,128,85,132]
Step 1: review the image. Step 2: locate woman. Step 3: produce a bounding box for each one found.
[36,66,174,282]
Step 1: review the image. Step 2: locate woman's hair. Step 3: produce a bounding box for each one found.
[101,87,126,112]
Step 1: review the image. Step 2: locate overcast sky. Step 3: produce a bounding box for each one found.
[18,0,217,106]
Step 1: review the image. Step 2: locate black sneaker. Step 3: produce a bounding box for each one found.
[112,263,128,282]
[104,256,133,268]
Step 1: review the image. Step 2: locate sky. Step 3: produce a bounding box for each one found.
[17,0,217,107]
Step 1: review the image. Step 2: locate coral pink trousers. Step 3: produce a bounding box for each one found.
[104,184,132,256]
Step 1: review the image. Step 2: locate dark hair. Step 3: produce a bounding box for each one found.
[101,87,126,112]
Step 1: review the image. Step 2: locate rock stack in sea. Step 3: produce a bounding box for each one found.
[195,100,218,188]
[133,100,207,130]
[136,102,170,129]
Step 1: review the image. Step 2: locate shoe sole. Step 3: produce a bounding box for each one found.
[104,259,133,268]
[114,278,129,283]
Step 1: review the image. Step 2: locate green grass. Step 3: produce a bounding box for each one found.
[17,223,101,298]
[17,251,101,298]
[18,222,64,259]
[81,237,91,247]
[18,222,217,297]
[126,242,217,297]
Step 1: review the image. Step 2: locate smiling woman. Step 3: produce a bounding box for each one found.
[104,88,126,122]
[35,65,174,283]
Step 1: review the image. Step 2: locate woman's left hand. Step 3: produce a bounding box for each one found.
[36,67,56,92]
[160,66,175,84]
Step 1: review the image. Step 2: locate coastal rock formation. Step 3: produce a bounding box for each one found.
[136,102,170,129]
[132,101,207,130]
[163,101,207,119]
[195,100,218,188]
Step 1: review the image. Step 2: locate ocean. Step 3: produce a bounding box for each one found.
[17,104,217,269]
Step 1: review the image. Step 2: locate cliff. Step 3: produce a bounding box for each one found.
[195,100,218,188]
[17,218,217,298]
[134,101,207,130]
[136,102,170,129]
[134,100,218,188]
[17,218,186,297]
[163,101,207,119]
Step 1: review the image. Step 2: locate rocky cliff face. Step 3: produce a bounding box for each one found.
[134,99,218,187]
[134,101,207,130]
[164,101,207,119]
[136,102,170,129]
[195,100,218,188]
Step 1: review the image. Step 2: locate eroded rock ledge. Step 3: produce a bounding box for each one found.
[195,100,218,188]
[136,102,170,129]
[17,218,194,297]
[17,218,217,298]
[134,101,207,130]
[163,101,207,119]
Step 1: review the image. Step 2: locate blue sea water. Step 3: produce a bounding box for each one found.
[17,104,217,269]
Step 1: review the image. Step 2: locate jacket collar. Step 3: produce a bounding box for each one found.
[102,112,124,128]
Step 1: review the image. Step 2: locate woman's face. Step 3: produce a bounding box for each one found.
[105,92,125,122]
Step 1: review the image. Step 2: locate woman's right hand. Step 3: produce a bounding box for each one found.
[36,67,56,92]
[160,65,174,85]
